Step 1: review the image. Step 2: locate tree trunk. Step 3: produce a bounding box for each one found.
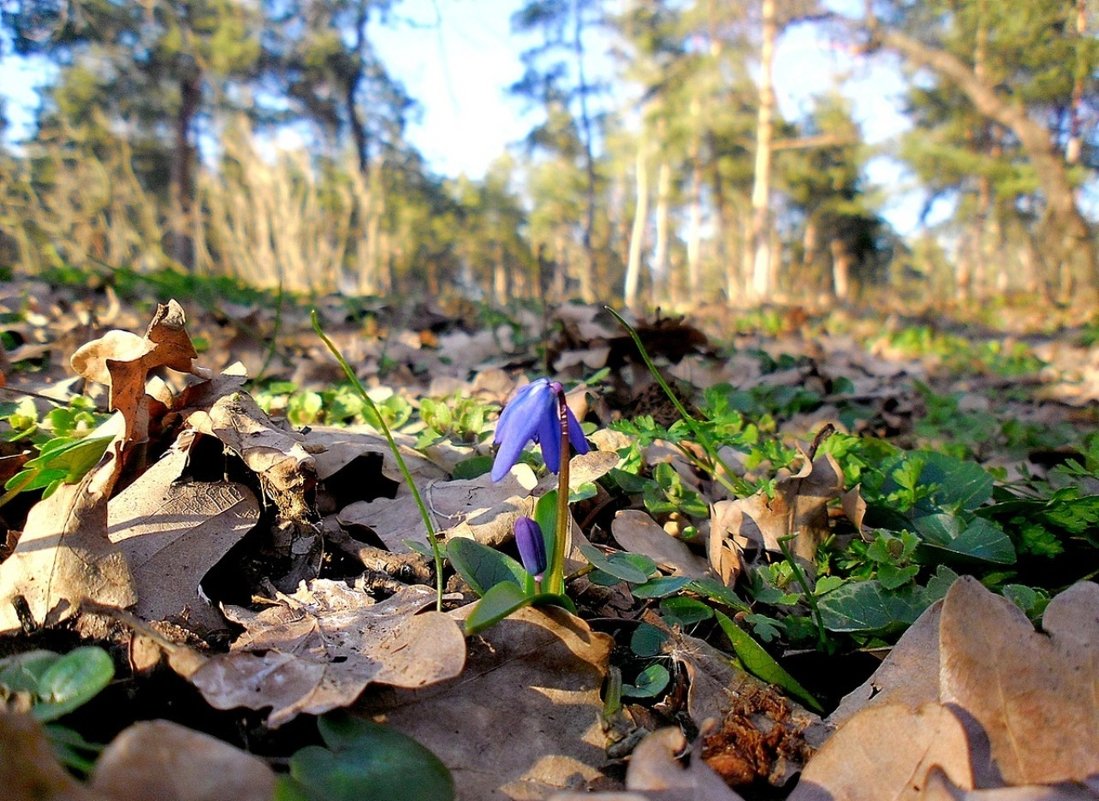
[171,62,201,271]
[867,18,1097,295]
[750,0,777,300]
[652,160,672,306]
[1066,0,1087,166]
[624,135,649,310]
[573,0,598,303]
[686,143,704,301]
[830,237,851,301]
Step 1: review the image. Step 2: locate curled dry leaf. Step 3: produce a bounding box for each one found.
[91,719,276,801]
[788,702,978,801]
[185,390,315,524]
[0,421,136,634]
[611,510,708,579]
[190,581,465,727]
[939,577,1099,785]
[107,438,261,632]
[70,299,200,442]
[709,453,845,567]
[364,604,613,801]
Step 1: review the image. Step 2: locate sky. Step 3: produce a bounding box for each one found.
[0,0,926,231]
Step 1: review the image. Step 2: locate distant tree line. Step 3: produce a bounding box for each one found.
[0,0,1095,307]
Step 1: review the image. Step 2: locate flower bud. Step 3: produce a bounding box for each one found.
[514,516,548,582]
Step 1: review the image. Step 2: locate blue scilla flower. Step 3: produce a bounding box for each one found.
[514,516,548,581]
[491,378,589,482]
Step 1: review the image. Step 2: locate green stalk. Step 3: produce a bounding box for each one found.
[604,306,749,497]
[777,533,828,649]
[547,387,571,596]
[311,310,445,611]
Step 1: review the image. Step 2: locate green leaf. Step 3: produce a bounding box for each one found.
[914,514,1015,564]
[33,646,114,722]
[463,582,533,635]
[450,455,493,480]
[687,577,751,612]
[576,541,651,584]
[877,562,920,589]
[446,538,529,597]
[622,664,670,699]
[714,611,822,712]
[659,596,713,627]
[288,713,454,801]
[629,623,668,657]
[630,576,691,599]
[917,452,994,512]
[817,581,930,634]
[0,650,61,694]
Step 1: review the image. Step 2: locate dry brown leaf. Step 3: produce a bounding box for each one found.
[626,727,744,800]
[827,599,943,729]
[611,510,708,578]
[709,454,844,566]
[185,390,315,524]
[306,426,449,486]
[707,503,745,587]
[939,577,1099,785]
[91,720,276,801]
[365,604,613,801]
[71,300,200,442]
[0,710,108,801]
[920,767,1099,801]
[339,463,537,551]
[660,622,826,787]
[0,423,136,633]
[789,703,978,801]
[190,581,465,727]
[107,438,261,632]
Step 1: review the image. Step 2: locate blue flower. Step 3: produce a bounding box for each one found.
[491,377,589,482]
[514,516,548,581]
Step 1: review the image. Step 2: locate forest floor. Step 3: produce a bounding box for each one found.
[0,269,1096,801]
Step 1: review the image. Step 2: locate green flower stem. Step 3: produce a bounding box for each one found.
[605,306,749,498]
[548,387,571,596]
[777,533,827,649]
[311,310,444,611]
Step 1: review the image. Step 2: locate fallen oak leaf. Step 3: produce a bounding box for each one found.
[939,577,1099,785]
[0,415,136,634]
[788,703,980,801]
[190,581,465,727]
[90,720,276,801]
[363,604,614,801]
[184,390,315,526]
[106,434,261,633]
[70,300,201,442]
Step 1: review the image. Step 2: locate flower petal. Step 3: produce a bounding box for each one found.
[493,380,549,446]
[536,407,561,473]
[566,407,589,455]
[492,379,553,481]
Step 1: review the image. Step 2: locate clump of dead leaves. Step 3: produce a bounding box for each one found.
[0,300,1095,801]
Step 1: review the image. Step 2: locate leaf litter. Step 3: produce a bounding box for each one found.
[0,293,1094,800]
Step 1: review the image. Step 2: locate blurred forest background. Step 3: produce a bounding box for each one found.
[0,0,1095,310]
